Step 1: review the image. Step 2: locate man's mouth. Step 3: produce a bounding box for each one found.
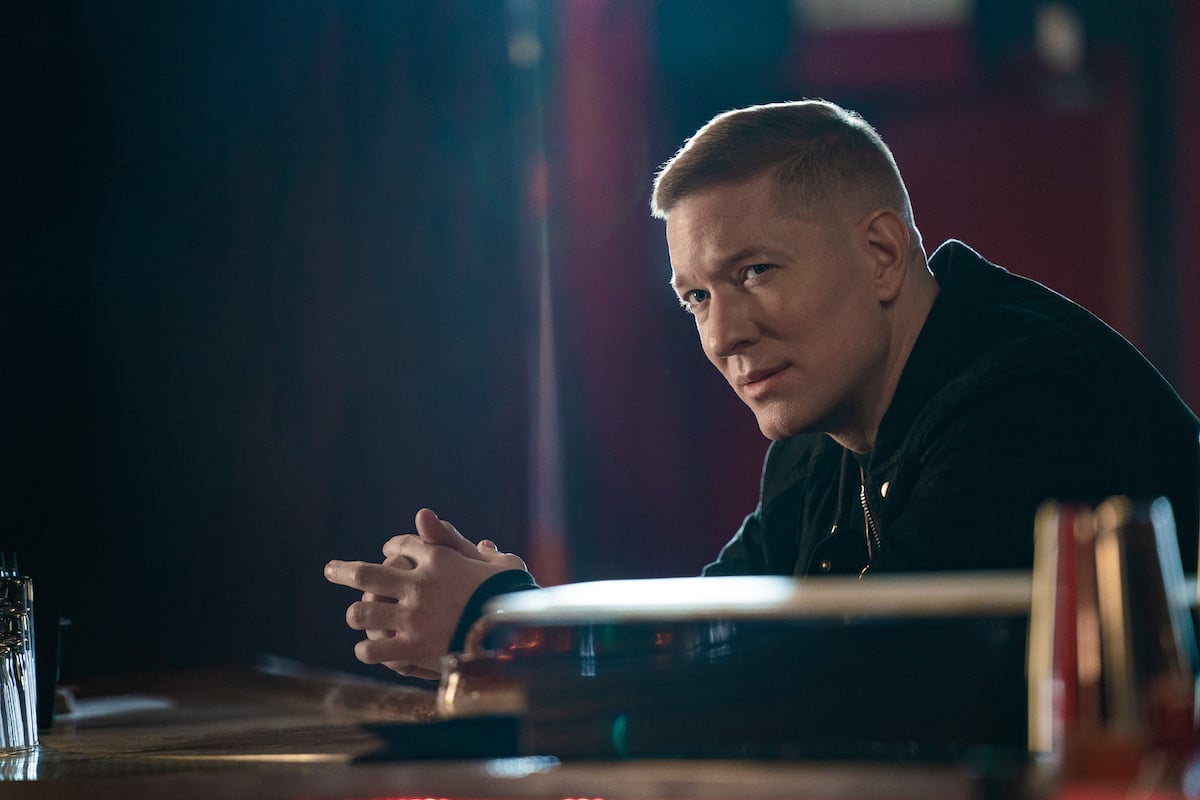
[739,366,787,390]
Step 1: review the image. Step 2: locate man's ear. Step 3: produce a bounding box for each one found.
[860,209,909,303]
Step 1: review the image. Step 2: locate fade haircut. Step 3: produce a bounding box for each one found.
[651,100,921,250]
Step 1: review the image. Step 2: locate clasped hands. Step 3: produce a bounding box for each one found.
[324,508,527,680]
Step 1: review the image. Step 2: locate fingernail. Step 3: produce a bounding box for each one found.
[480,539,497,551]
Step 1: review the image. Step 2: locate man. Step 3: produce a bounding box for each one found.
[325,100,1199,680]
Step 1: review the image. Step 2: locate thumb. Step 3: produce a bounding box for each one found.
[414,507,483,560]
[476,539,528,572]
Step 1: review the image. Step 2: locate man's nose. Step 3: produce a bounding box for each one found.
[704,295,757,358]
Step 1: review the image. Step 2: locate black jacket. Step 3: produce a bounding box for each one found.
[702,240,1199,578]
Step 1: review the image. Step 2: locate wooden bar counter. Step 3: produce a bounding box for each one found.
[1,660,988,799]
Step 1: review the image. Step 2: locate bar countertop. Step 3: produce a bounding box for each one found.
[1,659,996,799]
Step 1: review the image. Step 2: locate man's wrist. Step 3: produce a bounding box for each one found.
[448,569,540,653]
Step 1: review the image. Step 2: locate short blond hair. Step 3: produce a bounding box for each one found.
[651,100,917,239]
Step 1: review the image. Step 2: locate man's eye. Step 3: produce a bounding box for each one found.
[679,289,709,309]
[748,263,772,277]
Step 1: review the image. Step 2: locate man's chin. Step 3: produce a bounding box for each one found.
[752,397,841,440]
[755,414,808,442]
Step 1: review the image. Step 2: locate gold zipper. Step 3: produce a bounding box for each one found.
[858,469,882,577]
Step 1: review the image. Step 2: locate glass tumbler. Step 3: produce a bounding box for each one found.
[0,574,37,751]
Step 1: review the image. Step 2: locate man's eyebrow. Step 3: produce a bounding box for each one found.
[721,245,781,266]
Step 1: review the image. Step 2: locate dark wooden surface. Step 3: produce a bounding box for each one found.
[0,662,989,799]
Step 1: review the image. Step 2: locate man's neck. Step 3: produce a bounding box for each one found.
[829,264,940,455]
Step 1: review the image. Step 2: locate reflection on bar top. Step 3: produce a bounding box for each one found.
[56,695,176,722]
[482,572,1033,623]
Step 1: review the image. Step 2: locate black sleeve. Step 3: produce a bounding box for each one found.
[447,569,540,652]
[700,438,810,576]
[701,507,765,575]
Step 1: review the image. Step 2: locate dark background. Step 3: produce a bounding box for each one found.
[7,1,1198,681]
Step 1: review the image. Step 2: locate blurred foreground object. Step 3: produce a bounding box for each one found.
[1028,497,1200,796]
[439,573,1031,759]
